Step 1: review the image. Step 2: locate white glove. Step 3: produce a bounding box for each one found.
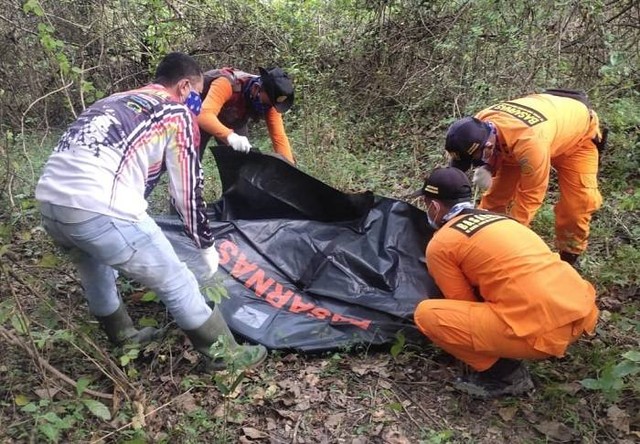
[226,133,251,153]
[200,246,219,280]
[472,165,493,190]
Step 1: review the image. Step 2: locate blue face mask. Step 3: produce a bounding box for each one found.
[184,90,202,116]
[245,77,271,115]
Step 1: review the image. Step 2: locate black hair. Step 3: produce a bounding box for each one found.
[154,52,202,86]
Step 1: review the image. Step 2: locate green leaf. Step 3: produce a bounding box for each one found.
[612,360,640,378]
[23,0,44,16]
[204,285,228,304]
[0,300,15,324]
[579,378,602,390]
[0,223,11,240]
[11,314,29,334]
[622,350,640,363]
[138,317,158,328]
[38,423,59,442]
[387,402,403,412]
[21,403,38,413]
[390,331,406,358]
[39,253,59,268]
[82,399,112,421]
[140,291,159,302]
[119,348,139,366]
[42,411,62,424]
[14,394,29,406]
[76,377,91,397]
[203,286,218,303]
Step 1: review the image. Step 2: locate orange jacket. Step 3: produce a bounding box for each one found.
[198,74,293,162]
[476,94,600,225]
[426,209,598,355]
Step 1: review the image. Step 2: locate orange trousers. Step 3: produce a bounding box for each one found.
[414,299,596,371]
[480,137,602,255]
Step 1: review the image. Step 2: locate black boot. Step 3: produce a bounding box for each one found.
[453,358,534,399]
[559,251,579,267]
[184,306,267,372]
[95,303,164,346]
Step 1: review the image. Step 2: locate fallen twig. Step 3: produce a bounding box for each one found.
[389,378,450,430]
[0,325,113,400]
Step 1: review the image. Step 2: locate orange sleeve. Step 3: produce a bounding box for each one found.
[265,108,294,163]
[509,138,551,225]
[198,77,234,140]
[426,238,477,302]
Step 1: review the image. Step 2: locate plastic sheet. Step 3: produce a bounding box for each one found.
[156,149,440,352]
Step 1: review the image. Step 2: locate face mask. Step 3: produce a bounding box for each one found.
[245,78,271,115]
[184,90,202,116]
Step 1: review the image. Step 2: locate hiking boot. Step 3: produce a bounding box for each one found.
[453,358,534,399]
[559,251,579,267]
[184,305,268,372]
[96,303,165,346]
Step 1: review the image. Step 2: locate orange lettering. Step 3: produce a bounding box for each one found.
[217,240,239,265]
[331,313,371,330]
[231,253,258,278]
[245,269,275,297]
[265,283,294,309]
[311,307,331,320]
[289,295,315,313]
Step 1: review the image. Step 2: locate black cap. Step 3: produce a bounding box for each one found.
[259,67,294,113]
[445,117,490,172]
[409,167,472,202]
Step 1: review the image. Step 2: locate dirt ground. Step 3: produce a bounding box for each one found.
[1,216,638,444]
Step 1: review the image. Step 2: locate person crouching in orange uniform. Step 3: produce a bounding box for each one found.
[444,91,605,266]
[413,167,599,398]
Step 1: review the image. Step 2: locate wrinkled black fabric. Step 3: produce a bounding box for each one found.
[156,150,440,352]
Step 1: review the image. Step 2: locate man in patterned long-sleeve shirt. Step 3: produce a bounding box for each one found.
[36,52,266,371]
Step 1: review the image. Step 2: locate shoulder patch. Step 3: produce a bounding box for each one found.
[489,101,547,127]
[450,213,508,237]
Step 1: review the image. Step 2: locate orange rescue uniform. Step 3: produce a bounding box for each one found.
[475,94,602,254]
[198,75,293,163]
[414,210,598,371]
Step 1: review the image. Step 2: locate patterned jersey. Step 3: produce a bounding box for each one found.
[36,84,213,248]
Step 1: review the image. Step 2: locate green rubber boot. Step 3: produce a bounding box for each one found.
[184,306,267,371]
[95,303,164,346]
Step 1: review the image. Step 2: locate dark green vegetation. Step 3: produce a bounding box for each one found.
[1,0,638,442]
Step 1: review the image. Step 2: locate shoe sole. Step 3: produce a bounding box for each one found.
[453,377,534,399]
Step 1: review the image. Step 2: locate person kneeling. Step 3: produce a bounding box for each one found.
[412,167,599,398]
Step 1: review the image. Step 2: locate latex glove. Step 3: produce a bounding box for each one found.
[472,165,493,190]
[201,245,219,280]
[226,133,251,153]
